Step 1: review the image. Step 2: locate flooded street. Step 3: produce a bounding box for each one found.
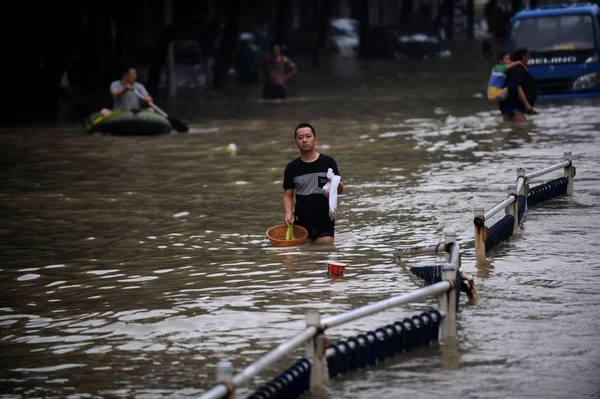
[1,46,600,398]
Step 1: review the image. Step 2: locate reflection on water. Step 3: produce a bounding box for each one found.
[1,50,600,398]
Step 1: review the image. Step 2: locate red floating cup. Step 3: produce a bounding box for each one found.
[327,261,346,276]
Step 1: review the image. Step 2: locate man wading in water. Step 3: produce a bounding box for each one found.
[283,123,344,243]
[499,47,538,122]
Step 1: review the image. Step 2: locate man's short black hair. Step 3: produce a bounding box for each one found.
[497,51,508,63]
[121,64,136,76]
[511,47,529,62]
[294,122,316,137]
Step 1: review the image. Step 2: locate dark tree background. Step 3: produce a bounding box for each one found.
[5,0,480,125]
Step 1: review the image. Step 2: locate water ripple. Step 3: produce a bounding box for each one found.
[1,66,599,398]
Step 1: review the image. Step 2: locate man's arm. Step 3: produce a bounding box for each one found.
[135,83,153,103]
[283,58,297,83]
[506,61,523,69]
[283,189,294,225]
[337,181,344,194]
[284,66,297,83]
[517,86,533,112]
[111,83,131,99]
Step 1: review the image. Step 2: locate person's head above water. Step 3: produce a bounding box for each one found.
[511,47,530,63]
[271,42,281,58]
[497,51,510,65]
[121,65,138,84]
[294,123,318,154]
[294,122,316,138]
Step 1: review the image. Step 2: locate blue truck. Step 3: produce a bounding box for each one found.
[505,3,600,99]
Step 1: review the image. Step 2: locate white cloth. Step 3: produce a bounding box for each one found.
[322,168,341,220]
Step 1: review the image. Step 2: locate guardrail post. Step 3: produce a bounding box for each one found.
[506,184,518,235]
[305,310,327,389]
[215,361,235,399]
[517,167,527,213]
[439,262,457,339]
[473,206,486,264]
[517,168,526,193]
[438,230,457,339]
[564,151,574,195]
[444,229,456,263]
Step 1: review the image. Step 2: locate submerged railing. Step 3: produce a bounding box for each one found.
[198,231,462,399]
[474,152,575,263]
[394,231,479,307]
[198,153,576,398]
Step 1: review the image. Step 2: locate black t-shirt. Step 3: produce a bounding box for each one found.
[283,154,340,221]
[500,65,537,109]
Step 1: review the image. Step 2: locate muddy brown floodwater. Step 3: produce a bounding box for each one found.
[1,45,599,398]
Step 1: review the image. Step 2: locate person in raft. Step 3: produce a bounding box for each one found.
[263,43,298,99]
[100,66,154,116]
[487,51,525,101]
[283,123,344,243]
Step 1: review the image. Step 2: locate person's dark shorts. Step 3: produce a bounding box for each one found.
[295,216,334,241]
[501,105,525,116]
[263,85,286,99]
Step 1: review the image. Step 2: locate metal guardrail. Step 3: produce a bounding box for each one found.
[198,153,576,398]
[393,242,445,258]
[198,231,461,399]
[474,152,575,263]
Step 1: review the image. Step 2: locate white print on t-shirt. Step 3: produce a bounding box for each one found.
[293,172,328,196]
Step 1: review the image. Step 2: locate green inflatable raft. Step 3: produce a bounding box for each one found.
[84,110,172,135]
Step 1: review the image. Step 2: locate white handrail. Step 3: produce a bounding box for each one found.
[525,160,570,180]
[393,230,458,259]
[198,279,454,399]
[393,242,444,258]
[322,281,452,329]
[474,153,575,264]
[483,157,572,221]
[448,243,460,266]
[484,195,515,220]
[198,326,318,399]
[516,175,526,195]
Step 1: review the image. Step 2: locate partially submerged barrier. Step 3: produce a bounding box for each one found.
[474,152,575,263]
[394,231,478,306]
[198,231,461,399]
[198,153,576,398]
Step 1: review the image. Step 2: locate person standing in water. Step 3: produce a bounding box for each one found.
[283,123,344,243]
[263,43,298,99]
[487,51,524,101]
[499,48,538,122]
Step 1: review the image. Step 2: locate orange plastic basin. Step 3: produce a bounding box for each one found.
[266,225,308,247]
